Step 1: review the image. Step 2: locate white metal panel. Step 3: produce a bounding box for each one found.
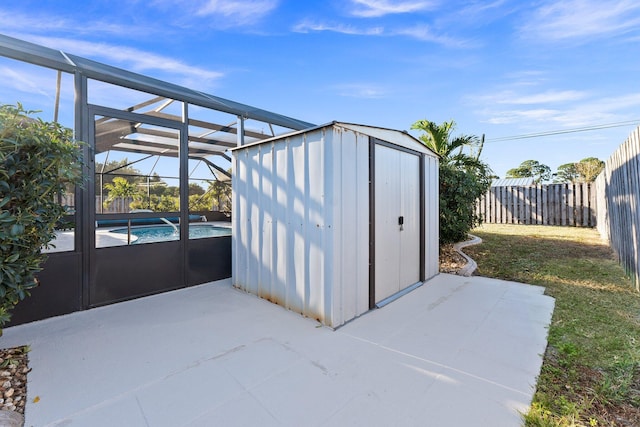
[374,144,402,302]
[232,149,248,292]
[288,137,306,315]
[330,128,370,325]
[258,145,274,301]
[306,133,326,322]
[354,133,371,317]
[374,145,421,303]
[274,142,289,306]
[399,151,421,287]
[248,145,262,297]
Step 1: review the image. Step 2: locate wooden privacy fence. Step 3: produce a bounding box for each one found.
[476,183,597,227]
[595,125,640,291]
[96,196,133,213]
[56,194,133,213]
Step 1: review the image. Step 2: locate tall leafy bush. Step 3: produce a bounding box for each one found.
[412,119,492,244]
[439,159,491,243]
[0,103,83,331]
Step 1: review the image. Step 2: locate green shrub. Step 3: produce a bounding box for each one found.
[0,103,83,331]
[439,159,491,244]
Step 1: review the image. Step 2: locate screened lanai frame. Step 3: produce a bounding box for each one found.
[0,33,314,227]
[0,33,315,324]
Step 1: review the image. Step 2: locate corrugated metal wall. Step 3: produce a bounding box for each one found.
[232,126,370,327]
[329,127,370,324]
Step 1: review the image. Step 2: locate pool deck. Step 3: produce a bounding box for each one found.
[1,273,554,426]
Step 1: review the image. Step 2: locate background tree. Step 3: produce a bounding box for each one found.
[506,160,552,184]
[554,163,579,183]
[411,119,492,243]
[95,159,146,211]
[163,186,179,198]
[149,182,169,197]
[102,176,141,210]
[95,159,143,194]
[575,157,604,182]
[189,183,205,196]
[130,193,179,212]
[189,192,214,212]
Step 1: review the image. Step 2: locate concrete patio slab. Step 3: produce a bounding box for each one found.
[1,273,554,427]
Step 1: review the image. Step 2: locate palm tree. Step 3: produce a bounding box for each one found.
[411,118,492,243]
[411,119,480,159]
[411,119,490,179]
[208,180,231,212]
[103,176,141,211]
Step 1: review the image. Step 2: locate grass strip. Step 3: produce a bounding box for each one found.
[465,224,640,426]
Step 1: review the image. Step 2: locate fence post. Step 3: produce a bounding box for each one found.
[568,183,575,226]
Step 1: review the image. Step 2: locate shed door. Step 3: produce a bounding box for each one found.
[374,144,421,304]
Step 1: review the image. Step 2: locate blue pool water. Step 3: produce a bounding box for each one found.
[110,224,231,244]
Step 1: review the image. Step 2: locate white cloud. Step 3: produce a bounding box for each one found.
[293,20,468,47]
[469,74,640,129]
[149,0,278,28]
[394,24,473,47]
[194,0,278,24]
[457,0,508,16]
[20,36,224,87]
[292,20,384,36]
[501,70,549,86]
[569,93,640,125]
[348,0,438,18]
[479,90,588,105]
[0,12,67,32]
[595,93,640,111]
[521,0,640,41]
[0,10,151,38]
[442,0,513,27]
[483,108,562,125]
[1,1,279,34]
[477,92,640,127]
[0,66,55,99]
[488,109,620,127]
[331,83,387,99]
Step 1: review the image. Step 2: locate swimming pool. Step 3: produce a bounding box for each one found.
[110,224,231,244]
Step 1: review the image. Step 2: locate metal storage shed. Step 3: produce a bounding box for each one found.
[232,122,439,328]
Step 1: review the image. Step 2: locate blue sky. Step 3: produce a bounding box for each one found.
[1,0,640,179]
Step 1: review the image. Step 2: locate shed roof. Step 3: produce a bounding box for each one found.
[492,178,535,187]
[232,121,439,158]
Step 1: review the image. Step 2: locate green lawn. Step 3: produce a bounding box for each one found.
[464,224,640,426]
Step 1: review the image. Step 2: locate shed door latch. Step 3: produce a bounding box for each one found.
[398,216,404,231]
